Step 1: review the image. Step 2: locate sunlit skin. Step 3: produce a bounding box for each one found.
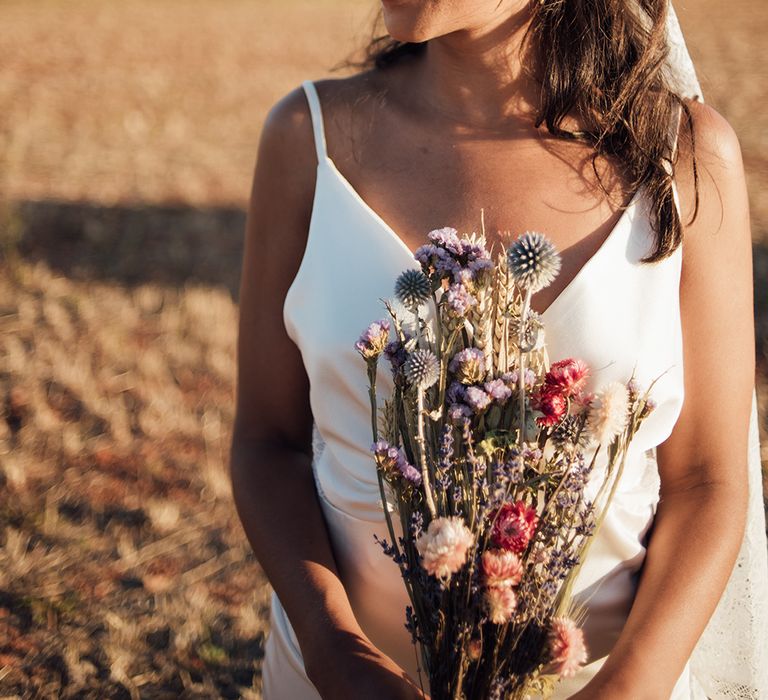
[230,0,753,697]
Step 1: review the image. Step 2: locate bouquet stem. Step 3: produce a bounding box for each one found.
[417,386,438,518]
[518,287,533,446]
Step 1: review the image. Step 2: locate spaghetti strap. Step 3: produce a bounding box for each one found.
[667,101,685,217]
[670,100,684,162]
[301,80,328,164]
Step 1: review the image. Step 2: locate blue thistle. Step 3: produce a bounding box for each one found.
[506,231,562,291]
[394,268,431,310]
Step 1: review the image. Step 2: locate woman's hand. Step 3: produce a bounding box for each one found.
[305,628,429,700]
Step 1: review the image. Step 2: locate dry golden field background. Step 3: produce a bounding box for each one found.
[0,1,765,697]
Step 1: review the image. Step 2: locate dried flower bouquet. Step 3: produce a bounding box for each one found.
[355,224,662,699]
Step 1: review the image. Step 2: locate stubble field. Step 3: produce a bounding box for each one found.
[0,1,766,697]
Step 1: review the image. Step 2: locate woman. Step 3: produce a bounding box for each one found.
[230,0,768,697]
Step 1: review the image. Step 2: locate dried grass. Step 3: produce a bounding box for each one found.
[0,0,766,697]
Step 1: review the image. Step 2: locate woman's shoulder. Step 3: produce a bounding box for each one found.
[675,99,746,229]
[258,71,381,165]
[681,99,742,168]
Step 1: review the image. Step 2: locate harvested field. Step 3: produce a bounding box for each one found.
[0,0,765,697]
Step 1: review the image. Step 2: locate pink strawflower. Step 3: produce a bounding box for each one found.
[548,616,588,678]
[484,585,518,624]
[481,549,524,588]
[416,516,474,582]
[544,358,590,397]
[490,501,539,554]
[532,387,568,427]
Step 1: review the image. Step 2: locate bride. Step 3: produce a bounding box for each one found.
[230,0,768,698]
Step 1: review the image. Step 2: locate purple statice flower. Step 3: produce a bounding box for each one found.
[484,377,513,404]
[371,440,421,486]
[501,367,536,389]
[414,243,439,268]
[440,239,492,286]
[371,439,401,471]
[435,256,461,280]
[447,402,472,424]
[427,226,464,255]
[464,385,492,413]
[355,319,391,360]
[448,347,485,380]
[398,458,422,485]
[446,380,466,404]
[415,243,460,280]
[383,337,408,377]
[459,240,493,270]
[445,282,477,316]
[467,256,494,275]
[453,267,474,287]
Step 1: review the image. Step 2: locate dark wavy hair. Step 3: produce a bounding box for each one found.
[343,0,700,264]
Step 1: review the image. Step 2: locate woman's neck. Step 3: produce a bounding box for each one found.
[408,4,543,131]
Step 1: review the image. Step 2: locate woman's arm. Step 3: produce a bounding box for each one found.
[572,101,755,699]
[229,86,426,699]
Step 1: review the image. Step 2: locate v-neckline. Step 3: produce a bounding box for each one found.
[321,155,643,321]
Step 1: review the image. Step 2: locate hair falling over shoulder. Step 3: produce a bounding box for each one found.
[345,0,701,264]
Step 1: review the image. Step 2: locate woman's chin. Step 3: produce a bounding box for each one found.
[381,6,434,44]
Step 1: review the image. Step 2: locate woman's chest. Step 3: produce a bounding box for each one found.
[329,135,636,316]
[285,173,684,456]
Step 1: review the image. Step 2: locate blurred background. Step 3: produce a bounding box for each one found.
[0,0,765,697]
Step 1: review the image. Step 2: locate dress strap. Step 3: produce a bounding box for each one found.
[670,100,684,163]
[301,80,328,164]
[663,100,685,176]
[666,100,685,218]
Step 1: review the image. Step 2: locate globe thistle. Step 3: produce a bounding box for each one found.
[394,269,432,310]
[404,348,440,389]
[585,381,630,446]
[550,414,585,449]
[507,231,562,292]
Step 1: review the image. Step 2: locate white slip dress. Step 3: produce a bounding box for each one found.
[259,79,767,699]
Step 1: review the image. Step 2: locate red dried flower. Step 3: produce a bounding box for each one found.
[544,358,590,397]
[490,501,539,554]
[532,388,568,427]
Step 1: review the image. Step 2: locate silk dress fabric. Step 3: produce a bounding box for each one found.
[261,19,768,696]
